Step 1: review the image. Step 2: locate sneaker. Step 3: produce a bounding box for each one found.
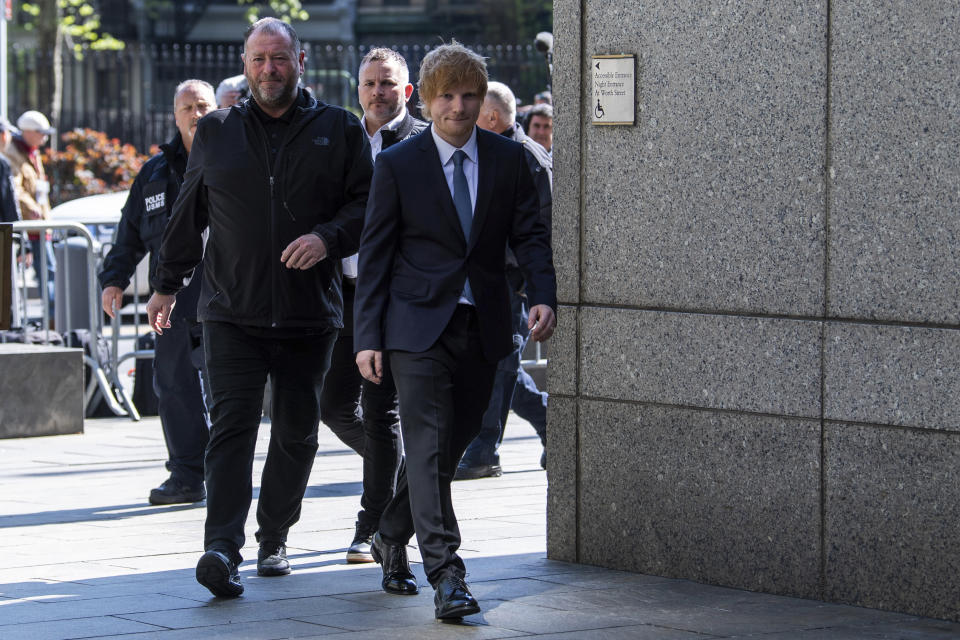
[257,541,290,576]
[196,550,243,598]
[346,521,376,564]
[454,463,502,481]
[149,477,205,505]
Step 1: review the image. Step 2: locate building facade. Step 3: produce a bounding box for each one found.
[549,0,960,622]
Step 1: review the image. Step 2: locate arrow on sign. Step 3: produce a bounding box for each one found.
[595,62,600,70]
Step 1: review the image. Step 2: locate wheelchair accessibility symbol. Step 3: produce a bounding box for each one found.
[594,100,605,119]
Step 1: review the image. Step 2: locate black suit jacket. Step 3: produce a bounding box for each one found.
[354,126,556,362]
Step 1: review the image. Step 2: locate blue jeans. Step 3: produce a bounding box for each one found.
[512,366,547,444]
[460,270,548,467]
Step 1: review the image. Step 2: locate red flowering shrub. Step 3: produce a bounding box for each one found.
[42,129,150,206]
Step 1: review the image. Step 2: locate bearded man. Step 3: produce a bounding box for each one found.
[146,18,372,598]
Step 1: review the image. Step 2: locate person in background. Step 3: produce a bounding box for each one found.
[457,80,551,480]
[0,117,21,224]
[525,103,553,155]
[318,47,426,565]
[99,80,216,506]
[215,74,248,108]
[4,110,56,317]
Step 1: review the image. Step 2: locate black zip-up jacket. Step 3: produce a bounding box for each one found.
[501,122,552,271]
[153,90,373,330]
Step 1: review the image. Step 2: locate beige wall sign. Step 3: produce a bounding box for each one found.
[592,54,635,125]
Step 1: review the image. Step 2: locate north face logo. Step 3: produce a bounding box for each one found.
[313,136,330,146]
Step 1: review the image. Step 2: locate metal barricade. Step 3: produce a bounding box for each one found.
[8,220,143,420]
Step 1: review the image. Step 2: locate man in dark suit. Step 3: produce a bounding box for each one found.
[319,48,426,564]
[354,42,557,620]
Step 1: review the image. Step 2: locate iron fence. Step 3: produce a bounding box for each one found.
[8,41,551,154]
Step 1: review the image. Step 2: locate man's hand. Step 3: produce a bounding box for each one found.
[356,349,383,384]
[281,233,328,270]
[101,286,124,319]
[528,304,556,342]
[146,293,177,335]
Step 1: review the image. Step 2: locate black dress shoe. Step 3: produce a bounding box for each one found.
[257,541,290,576]
[370,531,419,595]
[149,477,205,505]
[454,463,502,481]
[196,550,243,597]
[346,520,376,564]
[434,575,480,619]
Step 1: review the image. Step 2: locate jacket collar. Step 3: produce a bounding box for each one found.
[417,125,495,253]
[240,87,317,122]
[159,132,188,179]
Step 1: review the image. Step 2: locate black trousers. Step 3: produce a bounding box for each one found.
[202,321,337,563]
[154,315,209,487]
[318,332,402,529]
[379,305,497,586]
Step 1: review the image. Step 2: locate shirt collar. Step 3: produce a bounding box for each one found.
[431,124,478,166]
[361,108,407,139]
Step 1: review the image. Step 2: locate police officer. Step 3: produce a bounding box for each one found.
[99,80,216,505]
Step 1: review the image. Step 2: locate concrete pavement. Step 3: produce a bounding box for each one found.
[1,414,958,639]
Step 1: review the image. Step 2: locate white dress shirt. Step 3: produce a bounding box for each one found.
[344,110,409,279]
[431,124,478,213]
[431,125,479,305]
[360,108,408,159]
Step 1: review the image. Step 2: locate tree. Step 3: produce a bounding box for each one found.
[237,0,309,24]
[17,1,309,123]
[20,0,124,129]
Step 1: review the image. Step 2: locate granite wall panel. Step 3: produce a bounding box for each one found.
[824,323,960,431]
[829,2,960,324]
[580,1,826,316]
[553,0,582,305]
[579,399,821,598]
[825,422,960,620]
[580,307,822,417]
[546,304,578,397]
[545,396,578,563]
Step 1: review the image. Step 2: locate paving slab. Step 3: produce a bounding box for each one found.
[1,415,959,639]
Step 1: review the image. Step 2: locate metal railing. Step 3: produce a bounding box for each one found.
[7,220,144,420]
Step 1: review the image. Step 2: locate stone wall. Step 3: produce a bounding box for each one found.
[548,0,960,621]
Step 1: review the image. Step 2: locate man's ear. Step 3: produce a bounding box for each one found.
[404,83,414,101]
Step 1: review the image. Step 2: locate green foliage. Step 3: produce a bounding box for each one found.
[21,0,124,57]
[237,0,309,24]
[42,129,150,205]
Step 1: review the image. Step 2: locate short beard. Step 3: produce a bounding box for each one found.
[250,75,298,111]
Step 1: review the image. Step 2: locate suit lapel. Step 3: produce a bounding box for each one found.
[470,129,495,251]
[418,128,467,247]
